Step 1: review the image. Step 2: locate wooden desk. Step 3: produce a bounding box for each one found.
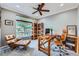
[38,35,79,55]
[38,35,56,56]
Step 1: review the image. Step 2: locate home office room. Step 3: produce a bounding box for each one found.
[0,1,79,57]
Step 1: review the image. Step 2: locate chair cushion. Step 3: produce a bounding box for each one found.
[5,35,15,41]
[7,39,17,44]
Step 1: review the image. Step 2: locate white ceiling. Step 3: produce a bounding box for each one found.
[0,3,79,19]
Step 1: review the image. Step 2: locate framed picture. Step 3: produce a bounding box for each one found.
[67,25,77,36]
[5,20,13,25]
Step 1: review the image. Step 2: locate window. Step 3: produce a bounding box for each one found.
[16,20,32,39]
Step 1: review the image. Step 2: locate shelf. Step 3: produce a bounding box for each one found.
[66,35,78,52]
[32,23,44,39]
[32,23,38,39]
[66,42,75,47]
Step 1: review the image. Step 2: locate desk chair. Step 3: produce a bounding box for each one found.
[54,34,69,56]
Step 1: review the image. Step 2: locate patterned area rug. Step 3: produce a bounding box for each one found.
[1,47,47,56]
[0,40,79,56]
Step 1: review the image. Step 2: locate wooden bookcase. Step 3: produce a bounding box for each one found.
[77,37,79,54]
[32,23,38,39]
[66,35,78,53]
[37,23,44,37]
[32,23,44,40]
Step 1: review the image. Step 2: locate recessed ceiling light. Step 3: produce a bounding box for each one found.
[16,5,20,8]
[60,4,64,7]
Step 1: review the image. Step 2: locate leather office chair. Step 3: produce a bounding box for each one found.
[54,31,69,56]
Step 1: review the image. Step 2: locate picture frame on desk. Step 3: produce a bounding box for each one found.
[67,25,77,36]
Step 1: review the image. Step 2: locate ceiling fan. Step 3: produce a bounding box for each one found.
[32,3,50,16]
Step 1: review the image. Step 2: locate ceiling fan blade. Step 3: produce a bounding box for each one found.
[32,11,38,14]
[39,11,42,15]
[40,3,45,9]
[33,7,37,10]
[38,3,45,10]
[41,10,50,12]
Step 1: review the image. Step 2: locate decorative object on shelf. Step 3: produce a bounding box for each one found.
[67,25,77,36]
[5,20,13,26]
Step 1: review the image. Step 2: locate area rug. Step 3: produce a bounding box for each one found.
[0,40,79,56]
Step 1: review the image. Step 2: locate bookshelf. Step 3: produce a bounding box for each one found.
[32,23,44,39]
[66,35,78,53]
[32,23,38,39]
[78,39,79,54]
[37,23,44,36]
